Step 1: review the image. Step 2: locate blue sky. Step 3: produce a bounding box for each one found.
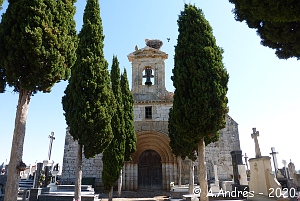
[1,0,300,171]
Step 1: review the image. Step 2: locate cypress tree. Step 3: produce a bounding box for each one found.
[171,4,229,201]
[229,0,300,59]
[102,56,126,201]
[62,0,113,199]
[169,107,197,188]
[0,1,77,200]
[62,0,113,158]
[121,69,136,162]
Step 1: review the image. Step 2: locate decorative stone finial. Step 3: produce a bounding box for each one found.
[146,39,163,50]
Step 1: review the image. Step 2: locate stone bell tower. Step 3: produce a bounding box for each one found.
[128,39,170,101]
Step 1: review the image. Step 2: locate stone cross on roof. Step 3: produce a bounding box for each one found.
[251,128,261,158]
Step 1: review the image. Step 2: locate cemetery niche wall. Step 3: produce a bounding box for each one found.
[60,39,241,191]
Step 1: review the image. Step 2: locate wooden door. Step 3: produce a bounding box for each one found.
[138,150,162,189]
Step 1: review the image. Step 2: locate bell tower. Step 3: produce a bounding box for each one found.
[128,39,170,101]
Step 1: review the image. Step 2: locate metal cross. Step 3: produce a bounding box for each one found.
[270,147,279,178]
[251,128,261,158]
[48,132,55,160]
[244,153,249,170]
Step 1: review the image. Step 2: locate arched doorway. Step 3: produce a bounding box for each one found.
[138,150,162,189]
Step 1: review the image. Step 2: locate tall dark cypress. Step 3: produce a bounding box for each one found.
[62,0,113,199]
[102,56,126,201]
[171,4,229,201]
[121,69,136,161]
[0,1,77,200]
[62,0,114,158]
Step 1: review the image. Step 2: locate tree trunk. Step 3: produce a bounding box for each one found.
[178,156,182,187]
[74,143,82,201]
[118,168,122,197]
[188,159,194,194]
[4,89,31,201]
[198,139,208,201]
[108,186,113,201]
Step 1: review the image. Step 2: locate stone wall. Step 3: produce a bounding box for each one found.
[134,100,172,134]
[205,115,240,181]
[60,131,103,191]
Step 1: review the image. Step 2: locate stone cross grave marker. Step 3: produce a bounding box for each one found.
[251,128,261,158]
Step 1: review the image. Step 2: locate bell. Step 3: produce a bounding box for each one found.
[145,76,152,86]
[143,68,154,86]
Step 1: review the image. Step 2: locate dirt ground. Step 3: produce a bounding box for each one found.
[99,190,170,201]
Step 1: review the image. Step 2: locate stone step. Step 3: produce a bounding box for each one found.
[38,193,99,201]
[57,185,94,192]
[19,179,34,190]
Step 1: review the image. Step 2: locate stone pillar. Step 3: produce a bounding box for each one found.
[133,164,138,190]
[122,165,125,191]
[162,163,166,190]
[173,161,178,185]
[125,162,129,190]
[129,163,133,190]
[166,163,170,190]
[169,163,174,186]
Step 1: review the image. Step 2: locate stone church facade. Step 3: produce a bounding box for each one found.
[60,39,241,191]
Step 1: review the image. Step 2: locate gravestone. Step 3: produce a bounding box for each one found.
[248,128,282,201]
[231,150,243,185]
[33,163,43,188]
[230,150,248,199]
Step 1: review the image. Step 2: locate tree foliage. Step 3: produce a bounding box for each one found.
[121,69,136,161]
[0,0,77,200]
[171,4,229,145]
[168,107,197,160]
[170,5,229,200]
[0,0,77,93]
[229,0,300,59]
[62,0,113,158]
[0,0,4,10]
[102,56,126,193]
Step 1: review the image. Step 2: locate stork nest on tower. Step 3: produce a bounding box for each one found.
[146,39,163,50]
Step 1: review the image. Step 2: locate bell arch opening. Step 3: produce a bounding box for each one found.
[142,66,155,86]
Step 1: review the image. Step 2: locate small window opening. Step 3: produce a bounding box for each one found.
[145,106,152,119]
